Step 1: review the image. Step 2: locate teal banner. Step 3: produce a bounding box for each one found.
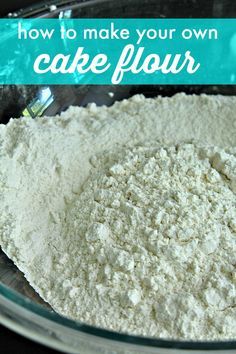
[0,19,236,84]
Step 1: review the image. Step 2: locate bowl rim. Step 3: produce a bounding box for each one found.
[3,0,236,350]
[1,281,236,350]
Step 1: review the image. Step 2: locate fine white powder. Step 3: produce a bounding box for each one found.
[0,93,236,340]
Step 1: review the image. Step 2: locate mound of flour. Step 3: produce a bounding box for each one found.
[0,93,236,340]
[60,143,236,340]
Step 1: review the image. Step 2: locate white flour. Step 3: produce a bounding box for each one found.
[0,93,236,340]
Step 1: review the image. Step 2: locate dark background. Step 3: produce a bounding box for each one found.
[0,0,45,16]
[0,325,61,353]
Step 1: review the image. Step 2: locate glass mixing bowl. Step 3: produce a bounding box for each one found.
[0,0,236,353]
